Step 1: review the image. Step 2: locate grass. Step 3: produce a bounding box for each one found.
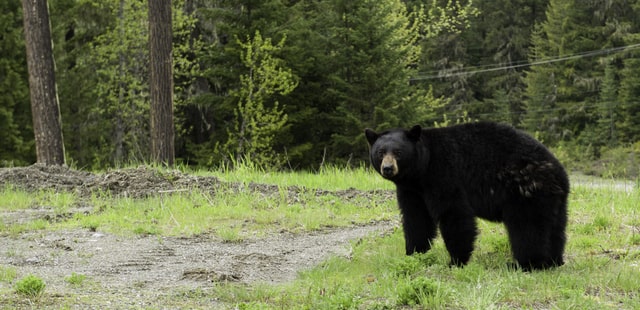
[64,273,87,287]
[197,162,394,191]
[14,274,45,298]
[66,184,395,239]
[0,266,17,284]
[194,181,640,309]
[0,171,396,239]
[0,166,639,308]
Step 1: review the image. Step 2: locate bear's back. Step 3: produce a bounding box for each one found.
[419,122,568,200]
[422,122,551,166]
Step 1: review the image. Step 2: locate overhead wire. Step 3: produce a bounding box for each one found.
[410,43,640,81]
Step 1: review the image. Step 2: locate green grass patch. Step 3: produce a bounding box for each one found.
[0,165,395,237]
[64,273,87,287]
[0,185,77,212]
[14,274,46,298]
[205,183,640,309]
[0,185,35,211]
[0,266,17,284]
[49,183,396,239]
[0,185,79,235]
[195,162,394,191]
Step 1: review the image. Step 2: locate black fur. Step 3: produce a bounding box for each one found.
[365,122,569,271]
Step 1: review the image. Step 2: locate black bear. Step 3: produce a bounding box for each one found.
[365,122,569,271]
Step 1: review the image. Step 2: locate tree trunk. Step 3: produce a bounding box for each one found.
[148,0,175,166]
[21,0,65,165]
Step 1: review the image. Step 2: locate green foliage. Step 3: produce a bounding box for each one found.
[396,277,446,307]
[523,0,640,148]
[421,0,479,38]
[0,1,34,166]
[617,56,640,142]
[211,181,640,309]
[64,273,87,287]
[522,0,575,143]
[595,61,620,146]
[14,274,45,298]
[551,141,640,179]
[50,0,201,169]
[226,31,297,169]
[328,0,426,162]
[0,266,17,283]
[3,0,640,173]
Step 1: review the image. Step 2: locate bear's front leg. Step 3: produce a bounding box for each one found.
[439,207,478,267]
[397,188,437,255]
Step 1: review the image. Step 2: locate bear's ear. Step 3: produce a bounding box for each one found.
[407,125,422,141]
[364,128,379,146]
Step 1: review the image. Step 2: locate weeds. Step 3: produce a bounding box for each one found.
[396,277,447,307]
[0,266,17,283]
[208,183,640,309]
[14,274,45,298]
[65,273,87,287]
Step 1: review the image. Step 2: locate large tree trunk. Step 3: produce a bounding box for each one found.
[21,0,65,165]
[148,0,175,166]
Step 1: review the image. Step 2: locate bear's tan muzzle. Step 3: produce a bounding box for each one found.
[380,154,398,178]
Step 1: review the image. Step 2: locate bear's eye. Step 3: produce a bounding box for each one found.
[377,149,385,158]
[393,150,402,156]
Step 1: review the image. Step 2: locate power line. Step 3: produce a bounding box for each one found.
[410,43,640,81]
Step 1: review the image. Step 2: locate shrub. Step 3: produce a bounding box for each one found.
[65,272,87,287]
[397,277,441,306]
[15,274,45,298]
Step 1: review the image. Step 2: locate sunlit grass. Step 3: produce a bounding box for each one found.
[0,185,35,211]
[0,265,17,284]
[205,183,640,309]
[191,161,395,191]
[0,165,397,238]
[0,185,77,213]
[61,186,396,239]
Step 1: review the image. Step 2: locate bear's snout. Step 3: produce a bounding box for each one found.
[380,154,398,178]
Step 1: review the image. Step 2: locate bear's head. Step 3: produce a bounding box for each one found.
[364,125,422,180]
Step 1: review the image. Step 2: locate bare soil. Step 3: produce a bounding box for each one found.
[0,165,396,308]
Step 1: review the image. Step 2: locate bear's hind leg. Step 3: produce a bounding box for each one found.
[549,197,568,267]
[505,223,553,271]
[398,188,437,255]
[504,200,560,271]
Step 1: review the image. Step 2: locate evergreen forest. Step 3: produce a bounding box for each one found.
[1,0,639,176]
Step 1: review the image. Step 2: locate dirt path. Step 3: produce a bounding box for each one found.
[0,165,396,308]
[1,223,393,305]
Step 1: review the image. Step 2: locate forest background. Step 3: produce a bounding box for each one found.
[1,0,639,177]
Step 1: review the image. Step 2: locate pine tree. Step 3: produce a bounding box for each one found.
[617,56,640,143]
[327,0,423,162]
[596,61,619,146]
[616,2,640,144]
[523,0,606,143]
[0,1,33,165]
[187,0,296,167]
[469,0,548,126]
[227,31,297,168]
[522,22,560,142]
[523,0,640,145]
